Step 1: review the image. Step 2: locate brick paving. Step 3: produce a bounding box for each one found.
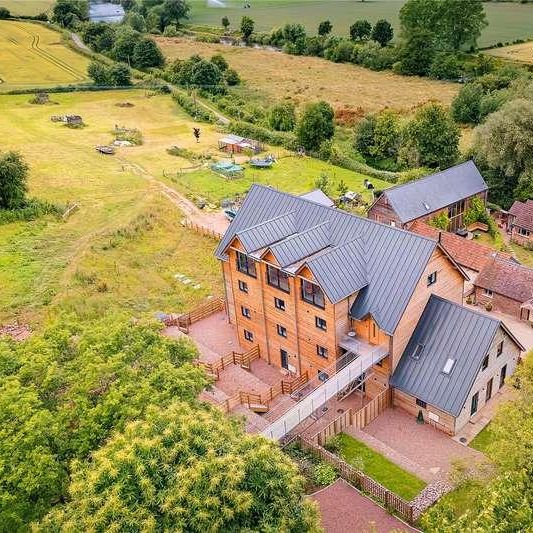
[347,408,486,483]
[311,479,419,533]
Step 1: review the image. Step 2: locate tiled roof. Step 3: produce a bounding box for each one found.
[409,221,512,273]
[475,256,533,303]
[216,185,443,334]
[376,161,488,224]
[509,199,533,232]
[391,295,505,416]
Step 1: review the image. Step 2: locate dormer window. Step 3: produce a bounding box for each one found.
[267,265,290,293]
[301,279,325,309]
[236,251,257,278]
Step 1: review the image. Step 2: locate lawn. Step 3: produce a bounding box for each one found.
[0,89,225,324]
[169,156,389,205]
[337,433,426,501]
[157,36,458,113]
[0,20,90,91]
[469,423,496,455]
[187,0,533,47]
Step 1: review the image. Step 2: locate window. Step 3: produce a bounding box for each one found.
[243,329,253,342]
[317,345,328,358]
[411,343,424,360]
[486,378,493,402]
[482,354,489,371]
[470,391,479,415]
[497,340,504,357]
[427,271,437,286]
[236,251,257,278]
[277,324,287,338]
[318,370,329,382]
[274,297,285,311]
[448,199,466,220]
[241,306,251,319]
[442,358,455,375]
[280,349,289,370]
[483,288,493,298]
[267,265,290,292]
[301,279,325,308]
[416,398,427,409]
[238,280,248,293]
[499,364,507,389]
[518,227,530,237]
[315,316,327,331]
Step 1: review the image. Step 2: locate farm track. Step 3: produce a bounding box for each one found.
[13,23,86,81]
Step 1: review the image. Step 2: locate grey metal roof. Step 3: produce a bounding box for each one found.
[269,222,331,268]
[299,189,335,207]
[390,295,501,417]
[216,185,439,334]
[236,212,296,253]
[380,161,488,224]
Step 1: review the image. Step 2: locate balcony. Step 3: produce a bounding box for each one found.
[338,332,389,362]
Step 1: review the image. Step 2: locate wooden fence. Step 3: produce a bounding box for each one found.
[182,219,223,240]
[298,436,415,524]
[220,371,309,413]
[199,345,261,379]
[164,296,226,333]
[315,387,392,446]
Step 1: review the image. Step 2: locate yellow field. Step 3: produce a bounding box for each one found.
[485,41,533,65]
[157,37,459,113]
[0,20,90,91]
[0,0,53,16]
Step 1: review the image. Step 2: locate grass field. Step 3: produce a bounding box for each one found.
[337,433,426,500]
[157,37,458,113]
[0,0,53,16]
[485,41,533,65]
[188,0,533,47]
[0,20,90,91]
[0,89,225,324]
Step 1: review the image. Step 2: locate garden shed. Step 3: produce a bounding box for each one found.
[218,134,262,154]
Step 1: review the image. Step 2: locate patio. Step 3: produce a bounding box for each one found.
[346,408,486,483]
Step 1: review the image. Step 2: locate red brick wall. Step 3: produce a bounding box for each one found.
[510,227,533,248]
[475,287,522,319]
[368,195,403,227]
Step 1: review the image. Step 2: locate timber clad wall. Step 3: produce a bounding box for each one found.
[391,248,464,370]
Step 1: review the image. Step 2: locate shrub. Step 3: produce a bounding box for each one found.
[163,24,180,37]
[0,199,62,225]
[268,101,296,131]
[313,462,337,486]
[171,90,216,122]
[429,212,450,230]
[451,82,484,124]
[224,68,241,86]
[0,6,10,18]
[430,53,462,80]
[324,435,342,454]
[228,120,298,150]
[210,54,229,72]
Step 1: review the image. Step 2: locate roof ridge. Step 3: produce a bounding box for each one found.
[271,220,330,247]
[235,208,297,235]
[491,255,533,273]
[429,294,501,324]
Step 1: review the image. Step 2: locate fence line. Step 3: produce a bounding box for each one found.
[315,387,392,446]
[164,296,226,333]
[181,219,223,240]
[297,436,415,524]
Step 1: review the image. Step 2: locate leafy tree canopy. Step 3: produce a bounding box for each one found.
[132,37,165,68]
[38,402,321,532]
[241,15,254,42]
[318,20,332,37]
[268,101,297,132]
[52,0,88,27]
[0,151,29,210]
[350,19,372,41]
[296,101,335,151]
[371,19,393,47]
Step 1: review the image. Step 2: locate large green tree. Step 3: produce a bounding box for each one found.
[400,0,487,51]
[400,103,459,168]
[0,151,29,210]
[240,16,254,43]
[268,101,297,132]
[51,0,88,27]
[371,19,393,47]
[132,37,165,68]
[38,403,321,532]
[160,0,190,29]
[296,101,335,151]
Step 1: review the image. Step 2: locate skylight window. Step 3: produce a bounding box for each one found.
[423,202,430,211]
[442,358,456,375]
[411,343,424,360]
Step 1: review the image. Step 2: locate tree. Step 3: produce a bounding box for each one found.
[371,19,393,47]
[109,63,132,86]
[224,68,241,86]
[350,19,372,41]
[318,20,332,37]
[160,0,190,29]
[38,402,321,532]
[451,82,484,124]
[210,54,229,72]
[124,11,146,32]
[190,59,222,91]
[80,22,116,53]
[240,16,254,43]
[0,6,10,18]
[396,29,436,76]
[473,99,533,207]
[399,0,487,52]
[51,0,88,27]
[222,15,230,31]
[0,151,29,210]
[111,26,141,63]
[296,101,335,151]
[87,60,110,86]
[401,103,459,168]
[132,37,165,68]
[268,101,297,131]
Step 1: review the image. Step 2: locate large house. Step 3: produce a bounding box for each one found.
[474,256,533,325]
[507,199,533,248]
[368,161,488,232]
[215,185,523,435]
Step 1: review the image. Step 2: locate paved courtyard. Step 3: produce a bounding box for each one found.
[347,408,486,483]
[311,479,418,533]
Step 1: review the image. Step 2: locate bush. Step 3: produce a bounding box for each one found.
[267,101,296,131]
[210,54,229,72]
[224,68,241,86]
[451,82,484,124]
[228,120,298,150]
[0,199,62,225]
[313,462,337,486]
[324,435,342,454]
[171,90,216,122]
[430,53,463,80]
[0,6,10,18]
[163,24,180,37]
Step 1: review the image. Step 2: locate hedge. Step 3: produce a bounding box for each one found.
[228,120,298,150]
[171,90,217,123]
